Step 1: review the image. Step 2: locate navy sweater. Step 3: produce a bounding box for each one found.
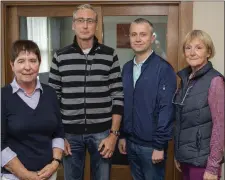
[1,84,64,173]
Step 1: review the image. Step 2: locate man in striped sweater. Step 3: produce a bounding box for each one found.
[48,4,123,180]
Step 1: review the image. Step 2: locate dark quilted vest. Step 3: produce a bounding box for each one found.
[174,61,224,167]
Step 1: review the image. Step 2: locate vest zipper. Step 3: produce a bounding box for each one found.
[178,78,191,149]
[196,128,201,151]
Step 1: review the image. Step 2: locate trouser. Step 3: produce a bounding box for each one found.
[126,140,165,180]
[63,130,111,180]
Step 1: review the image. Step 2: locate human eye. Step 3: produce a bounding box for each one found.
[76,18,84,23]
[130,33,136,37]
[140,33,147,37]
[87,18,94,23]
[185,45,191,50]
[196,46,203,50]
[30,59,38,63]
[17,59,24,64]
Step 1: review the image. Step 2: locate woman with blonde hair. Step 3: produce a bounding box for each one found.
[173,30,224,180]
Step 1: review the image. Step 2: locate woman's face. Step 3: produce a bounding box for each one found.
[184,38,210,70]
[10,51,40,85]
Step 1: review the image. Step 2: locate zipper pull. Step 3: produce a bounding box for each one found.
[163,85,166,90]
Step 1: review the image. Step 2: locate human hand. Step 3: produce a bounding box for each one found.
[21,171,41,180]
[64,138,72,156]
[152,149,164,164]
[98,134,118,158]
[118,139,127,154]
[203,171,218,180]
[37,161,59,180]
[174,158,182,172]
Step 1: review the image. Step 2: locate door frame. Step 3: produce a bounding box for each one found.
[1,1,192,86]
[102,4,178,180]
[1,1,193,180]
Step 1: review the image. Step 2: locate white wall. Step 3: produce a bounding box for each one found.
[193,2,224,75]
[193,2,224,180]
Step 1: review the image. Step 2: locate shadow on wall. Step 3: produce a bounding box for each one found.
[38,72,49,85]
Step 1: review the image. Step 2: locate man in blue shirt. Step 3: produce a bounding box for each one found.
[118,18,177,180]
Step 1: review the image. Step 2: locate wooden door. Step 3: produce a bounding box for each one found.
[3,5,102,84]
[102,4,178,180]
[2,4,102,180]
[2,2,193,180]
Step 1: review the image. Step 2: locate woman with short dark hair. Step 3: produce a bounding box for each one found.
[1,40,64,180]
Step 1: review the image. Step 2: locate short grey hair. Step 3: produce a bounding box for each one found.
[131,18,154,34]
[72,4,98,22]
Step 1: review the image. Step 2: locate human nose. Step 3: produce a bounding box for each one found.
[135,35,141,41]
[83,20,88,28]
[190,48,196,56]
[24,61,31,70]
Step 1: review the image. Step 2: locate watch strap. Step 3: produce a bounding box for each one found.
[110,130,120,137]
[52,158,62,164]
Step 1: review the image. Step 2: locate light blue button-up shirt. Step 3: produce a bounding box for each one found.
[133,50,153,87]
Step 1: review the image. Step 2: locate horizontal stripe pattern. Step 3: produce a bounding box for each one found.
[49,42,124,132]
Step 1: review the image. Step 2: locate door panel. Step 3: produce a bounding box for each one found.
[102,4,178,180]
[103,15,168,68]
[3,2,183,180]
[5,5,102,84]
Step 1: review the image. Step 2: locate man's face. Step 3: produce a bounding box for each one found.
[129,22,155,54]
[72,9,97,41]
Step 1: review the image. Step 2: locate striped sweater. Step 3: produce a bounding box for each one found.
[49,36,124,134]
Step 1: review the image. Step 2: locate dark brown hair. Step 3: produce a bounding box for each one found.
[11,40,41,63]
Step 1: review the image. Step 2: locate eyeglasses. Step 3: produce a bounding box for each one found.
[74,18,97,24]
[172,86,193,106]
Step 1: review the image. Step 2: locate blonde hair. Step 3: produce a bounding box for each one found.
[72,4,98,22]
[182,30,215,59]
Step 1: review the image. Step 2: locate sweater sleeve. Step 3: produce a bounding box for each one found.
[49,52,62,100]
[1,88,8,151]
[50,87,65,141]
[206,76,224,175]
[152,64,177,150]
[1,88,17,167]
[108,51,124,116]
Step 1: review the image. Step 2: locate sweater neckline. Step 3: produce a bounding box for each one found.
[14,91,43,112]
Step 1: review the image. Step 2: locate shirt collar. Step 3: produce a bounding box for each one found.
[11,78,43,94]
[133,50,153,66]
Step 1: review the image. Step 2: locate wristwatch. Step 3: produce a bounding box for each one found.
[52,158,62,164]
[110,130,120,137]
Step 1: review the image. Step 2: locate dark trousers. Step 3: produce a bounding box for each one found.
[63,130,111,180]
[127,140,165,180]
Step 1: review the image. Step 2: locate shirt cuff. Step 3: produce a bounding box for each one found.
[112,105,124,115]
[1,147,17,167]
[52,138,64,151]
